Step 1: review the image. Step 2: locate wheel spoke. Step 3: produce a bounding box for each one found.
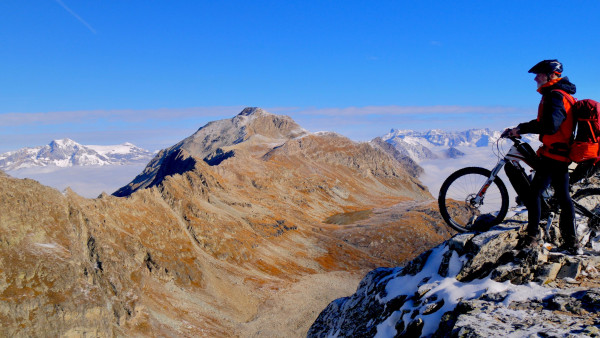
[438,167,509,232]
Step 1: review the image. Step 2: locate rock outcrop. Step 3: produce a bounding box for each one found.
[309,226,600,337]
[445,147,465,159]
[370,137,423,177]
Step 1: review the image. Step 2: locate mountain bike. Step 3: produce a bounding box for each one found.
[437,136,600,242]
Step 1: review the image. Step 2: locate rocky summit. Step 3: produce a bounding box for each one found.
[309,225,600,337]
[0,108,451,337]
[113,107,310,196]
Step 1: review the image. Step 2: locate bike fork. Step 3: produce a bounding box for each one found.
[473,160,506,205]
[545,212,555,242]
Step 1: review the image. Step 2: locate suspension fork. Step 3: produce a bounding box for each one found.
[473,159,506,205]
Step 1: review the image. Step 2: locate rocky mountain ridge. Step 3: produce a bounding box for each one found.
[309,222,600,337]
[0,138,154,171]
[0,107,450,337]
[113,107,309,196]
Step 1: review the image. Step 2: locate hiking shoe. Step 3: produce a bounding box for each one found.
[517,235,540,250]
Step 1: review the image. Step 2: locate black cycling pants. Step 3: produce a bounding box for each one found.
[526,157,576,245]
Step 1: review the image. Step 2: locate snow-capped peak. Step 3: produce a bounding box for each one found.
[383,128,501,147]
[0,139,155,171]
[50,138,78,147]
[380,128,503,162]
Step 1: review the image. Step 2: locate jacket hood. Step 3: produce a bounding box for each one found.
[540,77,576,95]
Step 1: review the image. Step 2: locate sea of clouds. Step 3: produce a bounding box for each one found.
[8,164,146,198]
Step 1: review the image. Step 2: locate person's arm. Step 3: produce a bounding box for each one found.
[516,119,542,135]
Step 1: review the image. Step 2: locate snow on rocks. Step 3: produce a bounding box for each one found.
[308,227,600,337]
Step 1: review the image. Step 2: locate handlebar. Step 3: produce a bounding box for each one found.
[500,129,522,143]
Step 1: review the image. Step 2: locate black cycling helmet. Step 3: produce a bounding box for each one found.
[528,59,563,75]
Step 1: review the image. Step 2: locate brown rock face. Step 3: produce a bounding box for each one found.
[0,108,451,337]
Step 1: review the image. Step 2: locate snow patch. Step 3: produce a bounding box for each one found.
[375,244,559,337]
[34,243,58,249]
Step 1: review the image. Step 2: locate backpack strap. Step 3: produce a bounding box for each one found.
[589,120,597,142]
[551,89,576,105]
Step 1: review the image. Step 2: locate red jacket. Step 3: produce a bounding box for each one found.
[518,77,577,162]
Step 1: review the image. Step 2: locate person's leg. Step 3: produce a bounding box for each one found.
[551,162,577,247]
[526,164,553,239]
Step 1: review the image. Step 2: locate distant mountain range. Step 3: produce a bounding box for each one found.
[0,139,155,171]
[381,128,503,162]
[0,128,528,173]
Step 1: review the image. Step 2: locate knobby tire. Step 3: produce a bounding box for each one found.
[438,167,510,232]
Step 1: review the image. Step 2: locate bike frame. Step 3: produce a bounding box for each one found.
[473,138,534,206]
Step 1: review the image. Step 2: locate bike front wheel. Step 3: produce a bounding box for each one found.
[438,167,510,232]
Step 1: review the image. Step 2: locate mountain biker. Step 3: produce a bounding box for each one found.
[504,59,580,254]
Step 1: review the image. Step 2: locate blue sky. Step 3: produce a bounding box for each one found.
[1,0,600,153]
